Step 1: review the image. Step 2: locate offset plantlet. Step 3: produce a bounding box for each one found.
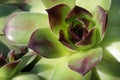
[0,46,41,80]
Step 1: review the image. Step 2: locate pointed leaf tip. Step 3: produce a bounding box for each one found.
[28,29,69,58]
[94,6,108,40]
[46,4,70,34]
[68,47,103,75]
[65,5,93,23]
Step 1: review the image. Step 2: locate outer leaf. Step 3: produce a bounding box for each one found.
[16,51,41,73]
[94,6,108,41]
[12,73,41,80]
[68,47,102,75]
[96,59,120,79]
[0,60,20,80]
[47,4,70,34]
[31,57,91,80]
[41,0,76,8]
[4,12,49,45]
[0,4,20,34]
[28,28,69,58]
[97,70,120,80]
[31,57,61,80]
[102,28,119,63]
[50,58,90,80]
[76,0,112,12]
[21,0,47,14]
[100,0,120,62]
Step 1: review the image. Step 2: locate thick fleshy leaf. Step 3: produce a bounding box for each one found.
[0,60,20,79]
[8,49,15,62]
[68,47,102,75]
[50,58,91,80]
[65,6,93,23]
[4,12,49,45]
[76,29,94,46]
[20,0,47,14]
[41,0,76,8]
[97,70,120,80]
[75,28,98,50]
[100,0,120,62]
[90,68,101,80]
[28,28,69,58]
[31,57,61,79]
[96,59,120,79]
[31,57,91,80]
[0,4,21,34]
[94,6,108,40]
[12,73,41,80]
[16,50,41,73]
[76,0,112,12]
[101,26,120,62]
[47,4,70,34]
[59,30,75,50]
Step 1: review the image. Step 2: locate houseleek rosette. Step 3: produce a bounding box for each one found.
[2,0,120,80]
[44,3,108,75]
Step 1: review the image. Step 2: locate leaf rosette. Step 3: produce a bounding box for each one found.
[47,4,108,50]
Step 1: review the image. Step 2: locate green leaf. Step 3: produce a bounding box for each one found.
[12,73,41,80]
[0,50,41,80]
[50,58,90,80]
[47,4,70,35]
[31,57,62,79]
[76,0,112,12]
[41,0,76,8]
[0,4,21,34]
[16,51,41,73]
[28,28,69,58]
[68,47,103,75]
[100,0,120,62]
[0,60,20,80]
[94,6,108,41]
[21,0,47,14]
[102,26,120,61]
[65,5,93,23]
[31,57,91,80]
[96,59,120,79]
[4,12,49,45]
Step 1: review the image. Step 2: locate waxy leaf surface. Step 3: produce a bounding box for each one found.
[4,12,49,45]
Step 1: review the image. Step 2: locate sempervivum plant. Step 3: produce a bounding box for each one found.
[1,0,120,80]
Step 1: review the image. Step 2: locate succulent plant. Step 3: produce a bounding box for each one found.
[1,0,120,80]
